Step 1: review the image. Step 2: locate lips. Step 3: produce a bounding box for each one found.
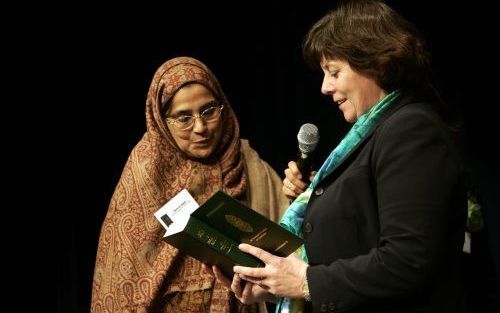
[336,99,347,105]
[193,139,209,144]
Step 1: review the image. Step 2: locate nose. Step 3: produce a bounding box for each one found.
[321,75,334,95]
[192,116,208,133]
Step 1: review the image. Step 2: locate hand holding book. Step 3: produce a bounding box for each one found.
[154,189,302,276]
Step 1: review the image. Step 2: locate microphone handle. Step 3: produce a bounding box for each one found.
[296,151,313,178]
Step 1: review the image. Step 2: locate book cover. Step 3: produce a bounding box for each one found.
[154,189,303,276]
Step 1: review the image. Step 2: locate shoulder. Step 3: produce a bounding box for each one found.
[372,98,459,166]
[377,97,450,142]
[239,138,254,155]
[239,138,282,187]
[239,139,289,221]
[240,139,262,162]
[384,98,441,127]
[239,138,281,189]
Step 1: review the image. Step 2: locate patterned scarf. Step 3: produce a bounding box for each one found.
[276,90,401,313]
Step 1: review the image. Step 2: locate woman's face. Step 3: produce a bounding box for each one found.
[165,83,224,159]
[320,57,387,123]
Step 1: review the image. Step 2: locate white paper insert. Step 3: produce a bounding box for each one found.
[154,189,199,230]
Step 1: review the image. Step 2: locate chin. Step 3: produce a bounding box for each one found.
[187,149,214,160]
[344,113,357,123]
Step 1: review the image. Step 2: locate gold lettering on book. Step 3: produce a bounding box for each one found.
[206,235,217,245]
[206,203,224,217]
[218,241,233,254]
[250,228,268,242]
[225,215,253,233]
[273,240,289,253]
[197,229,218,246]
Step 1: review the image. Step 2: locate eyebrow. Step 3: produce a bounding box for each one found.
[169,100,218,116]
[323,62,340,70]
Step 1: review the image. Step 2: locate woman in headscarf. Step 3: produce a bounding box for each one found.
[90,56,289,313]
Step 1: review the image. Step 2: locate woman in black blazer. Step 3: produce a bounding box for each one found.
[208,1,466,312]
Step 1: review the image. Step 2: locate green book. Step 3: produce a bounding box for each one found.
[154,189,303,277]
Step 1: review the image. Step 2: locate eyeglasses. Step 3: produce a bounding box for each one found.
[166,105,224,131]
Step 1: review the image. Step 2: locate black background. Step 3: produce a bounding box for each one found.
[58,1,499,312]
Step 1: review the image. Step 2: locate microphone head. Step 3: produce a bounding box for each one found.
[297,123,319,154]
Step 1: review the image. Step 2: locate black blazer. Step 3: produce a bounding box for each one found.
[304,92,466,313]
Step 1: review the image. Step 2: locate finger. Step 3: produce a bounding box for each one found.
[283,178,296,193]
[286,175,308,191]
[287,161,303,180]
[237,273,261,283]
[285,161,302,180]
[284,178,307,198]
[240,281,255,304]
[281,170,296,197]
[233,265,266,279]
[283,186,298,200]
[283,190,297,200]
[231,273,244,297]
[238,243,279,265]
[309,171,317,182]
[285,168,308,189]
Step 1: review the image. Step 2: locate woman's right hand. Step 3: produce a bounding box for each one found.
[203,264,275,304]
[282,161,315,199]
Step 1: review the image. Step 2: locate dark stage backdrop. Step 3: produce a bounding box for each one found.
[58,1,499,312]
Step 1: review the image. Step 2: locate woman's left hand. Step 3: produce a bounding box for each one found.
[233,243,308,299]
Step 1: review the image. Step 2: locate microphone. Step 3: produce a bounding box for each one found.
[296,123,319,177]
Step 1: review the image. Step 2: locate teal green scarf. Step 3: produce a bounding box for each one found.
[275,90,400,313]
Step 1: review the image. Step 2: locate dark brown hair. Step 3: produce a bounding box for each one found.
[303,0,430,92]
